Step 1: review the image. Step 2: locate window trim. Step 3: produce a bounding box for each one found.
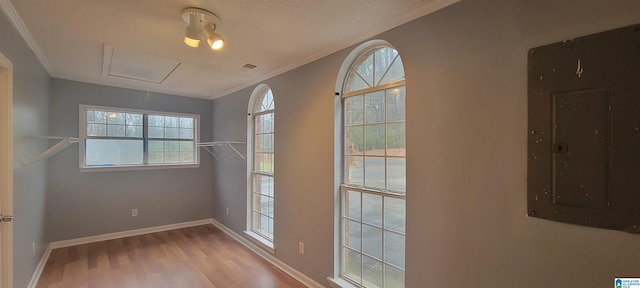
[79,104,200,172]
[246,84,276,251]
[333,42,406,288]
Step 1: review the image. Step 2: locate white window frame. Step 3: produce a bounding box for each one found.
[332,41,406,288]
[245,85,276,252]
[79,104,200,172]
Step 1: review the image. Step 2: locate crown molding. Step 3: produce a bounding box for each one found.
[0,0,55,75]
[208,0,461,100]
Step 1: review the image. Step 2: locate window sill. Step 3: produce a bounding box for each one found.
[244,230,275,254]
[327,277,359,288]
[80,163,200,172]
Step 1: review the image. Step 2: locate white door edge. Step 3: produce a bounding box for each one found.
[0,51,14,288]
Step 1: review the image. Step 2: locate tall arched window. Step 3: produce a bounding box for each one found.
[338,44,406,288]
[247,85,275,247]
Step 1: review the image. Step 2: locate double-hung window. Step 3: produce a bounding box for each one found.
[247,85,275,248]
[80,105,199,170]
[339,45,406,288]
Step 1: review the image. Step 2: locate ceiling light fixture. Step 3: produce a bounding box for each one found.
[183,12,203,48]
[181,7,224,51]
[203,25,224,50]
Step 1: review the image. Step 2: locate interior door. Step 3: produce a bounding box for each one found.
[0,52,14,288]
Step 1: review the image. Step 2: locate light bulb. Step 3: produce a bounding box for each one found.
[208,38,224,50]
[203,25,224,50]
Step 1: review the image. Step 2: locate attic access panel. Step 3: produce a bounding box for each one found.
[527,24,640,233]
[102,45,181,84]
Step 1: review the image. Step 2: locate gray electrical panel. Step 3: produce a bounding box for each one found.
[528,24,640,233]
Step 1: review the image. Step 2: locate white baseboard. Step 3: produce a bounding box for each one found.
[210,218,326,288]
[49,219,213,249]
[27,245,52,288]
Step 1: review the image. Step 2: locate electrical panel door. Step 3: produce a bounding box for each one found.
[528,24,640,233]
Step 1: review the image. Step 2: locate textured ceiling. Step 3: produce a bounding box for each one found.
[2,0,459,99]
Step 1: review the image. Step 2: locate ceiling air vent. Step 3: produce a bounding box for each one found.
[242,63,258,69]
[236,63,259,72]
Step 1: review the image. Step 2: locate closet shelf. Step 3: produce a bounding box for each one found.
[23,136,79,167]
[197,141,246,160]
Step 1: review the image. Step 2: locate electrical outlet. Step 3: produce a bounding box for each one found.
[299,242,304,254]
[132,209,138,217]
[32,243,36,255]
[226,208,229,215]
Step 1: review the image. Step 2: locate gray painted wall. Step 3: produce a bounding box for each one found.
[47,79,214,241]
[210,91,249,230]
[211,0,640,287]
[0,10,51,288]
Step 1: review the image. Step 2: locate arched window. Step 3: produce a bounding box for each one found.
[247,85,275,247]
[338,44,406,287]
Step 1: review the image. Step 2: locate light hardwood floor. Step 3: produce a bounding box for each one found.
[36,225,307,288]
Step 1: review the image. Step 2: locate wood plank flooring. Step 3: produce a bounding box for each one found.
[36,225,307,288]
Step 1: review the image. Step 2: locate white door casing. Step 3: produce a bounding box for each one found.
[0,51,14,288]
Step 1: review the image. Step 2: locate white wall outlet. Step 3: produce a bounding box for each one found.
[132,208,138,217]
[299,242,305,254]
[32,243,36,255]
[226,207,229,215]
